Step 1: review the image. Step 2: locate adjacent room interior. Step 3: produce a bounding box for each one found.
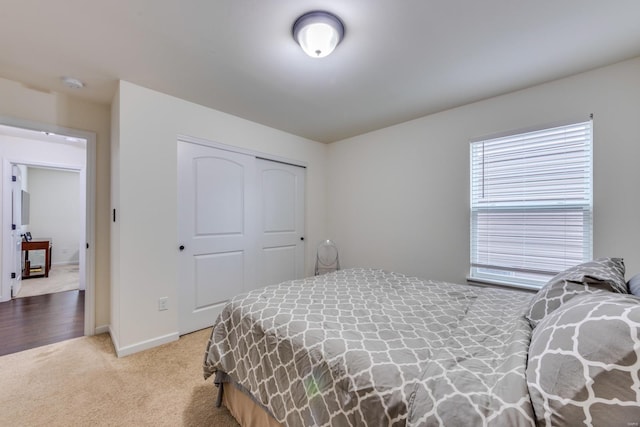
[17,166,81,298]
[0,128,88,356]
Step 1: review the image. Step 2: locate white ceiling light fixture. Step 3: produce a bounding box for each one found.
[292,11,345,58]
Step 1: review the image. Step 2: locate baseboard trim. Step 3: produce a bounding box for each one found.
[94,325,109,335]
[108,326,120,356]
[111,331,179,357]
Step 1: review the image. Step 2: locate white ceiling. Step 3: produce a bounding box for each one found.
[1,1,640,143]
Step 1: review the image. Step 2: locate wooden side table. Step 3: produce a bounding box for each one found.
[22,238,52,278]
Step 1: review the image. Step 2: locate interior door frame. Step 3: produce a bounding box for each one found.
[10,164,24,297]
[0,116,96,336]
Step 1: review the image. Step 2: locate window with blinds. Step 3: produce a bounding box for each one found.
[470,120,593,289]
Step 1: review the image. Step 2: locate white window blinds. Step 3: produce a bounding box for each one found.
[470,120,593,288]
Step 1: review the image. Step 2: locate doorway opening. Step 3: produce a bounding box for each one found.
[0,119,96,354]
[13,165,82,299]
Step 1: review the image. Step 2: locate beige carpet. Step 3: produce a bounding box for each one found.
[15,264,79,298]
[0,328,240,426]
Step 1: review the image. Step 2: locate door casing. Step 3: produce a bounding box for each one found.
[0,117,96,336]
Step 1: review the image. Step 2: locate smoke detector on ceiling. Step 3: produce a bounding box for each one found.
[61,76,85,89]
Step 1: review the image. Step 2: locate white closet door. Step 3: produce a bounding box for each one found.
[177,141,257,334]
[256,159,305,287]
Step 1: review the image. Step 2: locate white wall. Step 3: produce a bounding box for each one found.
[27,167,81,266]
[328,56,640,285]
[111,81,328,355]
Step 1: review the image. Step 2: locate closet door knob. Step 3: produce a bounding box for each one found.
[179,245,185,251]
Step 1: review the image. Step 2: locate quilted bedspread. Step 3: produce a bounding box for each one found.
[203,268,537,426]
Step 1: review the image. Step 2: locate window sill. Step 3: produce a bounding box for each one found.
[466,276,539,293]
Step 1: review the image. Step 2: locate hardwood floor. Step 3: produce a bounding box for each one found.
[0,290,84,356]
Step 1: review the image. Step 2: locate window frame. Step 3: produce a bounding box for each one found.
[469,118,593,289]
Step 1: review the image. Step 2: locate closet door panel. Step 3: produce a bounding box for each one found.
[194,157,244,235]
[178,141,256,334]
[257,159,305,288]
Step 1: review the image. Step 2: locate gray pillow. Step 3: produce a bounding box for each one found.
[627,273,640,296]
[526,292,640,426]
[525,257,626,328]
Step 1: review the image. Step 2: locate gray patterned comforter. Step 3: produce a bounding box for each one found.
[203,268,537,426]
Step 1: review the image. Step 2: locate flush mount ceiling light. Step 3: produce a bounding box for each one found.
[292,11,345,58]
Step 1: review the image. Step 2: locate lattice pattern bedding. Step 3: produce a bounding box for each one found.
[203,268,537,426]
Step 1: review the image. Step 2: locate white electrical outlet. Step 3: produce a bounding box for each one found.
[158,297,168,311]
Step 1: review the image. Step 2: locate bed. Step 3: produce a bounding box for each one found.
[203,259,640,426]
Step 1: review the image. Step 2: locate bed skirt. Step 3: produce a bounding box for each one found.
[220,381,282,427]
